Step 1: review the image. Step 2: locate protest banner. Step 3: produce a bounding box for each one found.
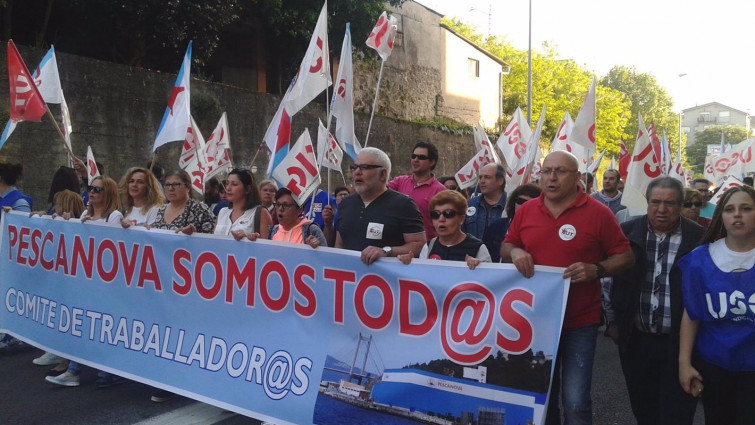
[1,212,569,425]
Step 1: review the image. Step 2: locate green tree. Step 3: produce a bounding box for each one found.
[686,125,748,176]
[600,66,680,163]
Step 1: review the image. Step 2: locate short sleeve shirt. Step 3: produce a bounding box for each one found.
[387,175,446,238]
[504,191,630,328]
[153,199,216,233]
[336,189,424,252]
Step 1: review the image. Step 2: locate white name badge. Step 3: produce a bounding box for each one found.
[366,222,384,240]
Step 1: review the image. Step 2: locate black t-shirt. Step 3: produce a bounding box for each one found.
[336,189,424,252]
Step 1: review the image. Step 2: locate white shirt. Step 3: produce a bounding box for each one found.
[124,205,160,226]
[214,206,259,236]
[80,209,123,224]
[709,238,755,272]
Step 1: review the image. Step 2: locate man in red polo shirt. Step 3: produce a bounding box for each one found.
[388,141,446,238]
[502,150,634,425]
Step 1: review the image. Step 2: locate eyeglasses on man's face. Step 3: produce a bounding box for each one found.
[349,164,383,171]
[540,168,577,177]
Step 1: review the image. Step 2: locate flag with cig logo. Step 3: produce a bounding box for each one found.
[273,129,321,205]
[154,41,192,152]
[86,146,100,185]
[496,107,532,173]
[180,117,208,195]
[568,80,596,157]
[330,23,361,160]
[366,11,398,61]
[317,119,343,172]
[454,148,490,190]
[473,122,501,165]
[551,110,589,172]
[204,112,232,180]
[506,105,546,193]
[621,114,657,214]
[284,2,331,116]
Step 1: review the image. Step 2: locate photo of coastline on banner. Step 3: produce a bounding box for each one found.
[0,212,569,425]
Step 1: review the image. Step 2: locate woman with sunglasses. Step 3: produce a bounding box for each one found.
[79,176,123,223]
[214,168,272,240]
[398,190,490,269]
[46,176,124,387]
[266,188,326,248]
[151,170,215,233]
[119,167,165,227]
[681,187,710,229]
[678,185,755,424]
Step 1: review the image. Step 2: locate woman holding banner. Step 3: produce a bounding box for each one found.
[678,185,755,424]
[119,167,165,227]
[151,170,215,233]
[398,190,490,269]
[46,176,124,387]
[214,168,272,240]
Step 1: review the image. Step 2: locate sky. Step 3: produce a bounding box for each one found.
[419,0,755,114]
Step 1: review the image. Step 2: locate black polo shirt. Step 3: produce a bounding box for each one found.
[336,189,424,252]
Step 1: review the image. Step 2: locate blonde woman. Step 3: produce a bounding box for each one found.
[119,167,165,227]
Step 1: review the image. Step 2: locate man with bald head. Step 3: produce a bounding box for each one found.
[502,151,634,425]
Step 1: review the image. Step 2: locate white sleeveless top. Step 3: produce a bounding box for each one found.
[214,206,259,236]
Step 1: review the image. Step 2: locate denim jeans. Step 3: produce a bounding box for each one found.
[67,360,82,375]
[546,324,598,425]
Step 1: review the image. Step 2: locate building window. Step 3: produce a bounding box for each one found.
[468,58,479,78]
[719,110,730,123]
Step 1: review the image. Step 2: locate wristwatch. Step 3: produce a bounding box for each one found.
[382,246,392,256]
[595,263,606,279]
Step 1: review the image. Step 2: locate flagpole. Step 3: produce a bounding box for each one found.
[149,154,157,172]
[363,60,385,148]
[248,140,267,169]
[44,106,76,159]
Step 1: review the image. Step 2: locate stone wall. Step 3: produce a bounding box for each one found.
[0,45,475,208]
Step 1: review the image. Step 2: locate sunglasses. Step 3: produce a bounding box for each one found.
[430,209,460,220]
[514,197,530,205]
[88,186,105,194]
[683,201,703,208]
[411,154,430,160]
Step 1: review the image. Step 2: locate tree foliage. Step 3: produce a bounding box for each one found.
[600,66,681,162]
[0,0,402,83]
[442,18,632,160]
[686,125,748,176]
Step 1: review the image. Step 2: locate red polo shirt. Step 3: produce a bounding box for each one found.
[505,191,630,328]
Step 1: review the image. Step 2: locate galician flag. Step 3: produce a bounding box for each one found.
[284,2,331,116]
[330,23,361,160]
[263,85,293,176]
[153,41,192,152]
[366,11,398,61]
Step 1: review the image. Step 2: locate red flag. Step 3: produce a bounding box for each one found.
[7,40,46,122]
[618,140,629,181]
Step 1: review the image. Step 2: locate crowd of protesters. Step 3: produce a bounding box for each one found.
[1,141,753,424]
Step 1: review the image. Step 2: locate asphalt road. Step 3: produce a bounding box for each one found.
[1,330,703,425]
